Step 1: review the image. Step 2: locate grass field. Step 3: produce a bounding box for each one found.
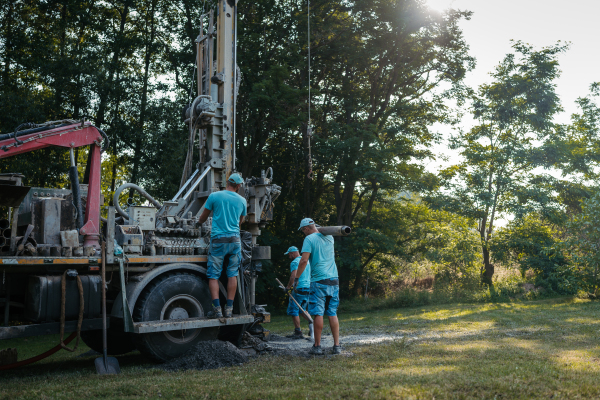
[1,297,600,399]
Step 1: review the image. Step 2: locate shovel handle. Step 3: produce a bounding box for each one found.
[276,278,313,324]
[101,242,108,364]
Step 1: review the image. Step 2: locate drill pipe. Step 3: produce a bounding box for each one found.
[317,226,352,237]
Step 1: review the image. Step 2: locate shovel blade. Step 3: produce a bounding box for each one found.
[95,356,121,375]
[308,323,314,339]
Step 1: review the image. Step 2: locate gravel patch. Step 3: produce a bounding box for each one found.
[267,333,408,357]
[159,341,248,372]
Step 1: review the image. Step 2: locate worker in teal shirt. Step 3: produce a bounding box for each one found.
[284,246,312,339]
[295,218,341,355]
[198,173,247,319]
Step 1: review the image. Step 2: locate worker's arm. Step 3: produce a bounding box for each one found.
[239,215,245,226]
[296,252,310,283]
[198,208,211,225]
[286,270,297,290]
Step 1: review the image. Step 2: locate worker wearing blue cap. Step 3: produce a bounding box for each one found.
[198,173,247,319]
[283,245,311,339]
[295,218,341,355]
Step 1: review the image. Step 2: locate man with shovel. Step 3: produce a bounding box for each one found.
[296,218,342,355]
[283,246,312,339]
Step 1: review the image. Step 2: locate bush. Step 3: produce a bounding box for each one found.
[425,216,482,289]
[339,270,556,313]
[490,215,572,293]
[560,192,600,297]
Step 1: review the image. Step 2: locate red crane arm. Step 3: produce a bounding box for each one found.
[0,122,105,250]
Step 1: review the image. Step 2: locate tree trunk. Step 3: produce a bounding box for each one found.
[54,1,69,118]
[128,0,158,200]
[353,270,363,296]
[482,245,494,287]
[1,2,14,88]
[95,1,130,128]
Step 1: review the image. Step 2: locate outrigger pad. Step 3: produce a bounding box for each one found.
[0,184,31,207]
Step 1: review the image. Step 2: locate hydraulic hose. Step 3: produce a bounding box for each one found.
[113,183,162,220]
[60,270,84,352]
[0,332,77,371]
[96,127,110,153]
[69,149,84,230]
[0,123,69,142]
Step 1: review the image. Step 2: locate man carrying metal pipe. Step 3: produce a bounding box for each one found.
[198,173,247,318]
[296,218,342,355]
[283,246,312,339]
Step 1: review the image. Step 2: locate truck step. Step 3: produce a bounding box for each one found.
[133,314,254,334]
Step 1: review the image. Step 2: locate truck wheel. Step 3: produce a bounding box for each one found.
[80,329,136,356]
[132,272,219,362]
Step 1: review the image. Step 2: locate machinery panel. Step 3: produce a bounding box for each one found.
[128,206,156,231]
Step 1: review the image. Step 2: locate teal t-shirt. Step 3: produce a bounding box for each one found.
[290,256,311,289]
[204,190,247,238]
[301,233,338,282]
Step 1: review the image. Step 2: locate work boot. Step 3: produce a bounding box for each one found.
[224,305,233,318]
[332,345,343,355]
[308,345,323,355]
[207,305,223,319]
[286,329,304,339]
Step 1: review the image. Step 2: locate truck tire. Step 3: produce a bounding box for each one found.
[80,329,136,356]
[132,272,219,362]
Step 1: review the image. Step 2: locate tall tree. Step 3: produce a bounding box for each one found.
[428,41,568,285]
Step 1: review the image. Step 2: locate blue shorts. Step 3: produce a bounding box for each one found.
[308,282,339,317]
[287,290,310,317]
[207,236,241,279]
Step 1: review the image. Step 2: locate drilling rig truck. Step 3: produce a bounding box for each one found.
[0,0,280,364]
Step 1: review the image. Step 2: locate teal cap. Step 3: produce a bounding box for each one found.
[298,218,315,230]
[284,246,299,255]
[228,173,244,185]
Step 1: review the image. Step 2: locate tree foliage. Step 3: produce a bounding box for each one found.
[427,41,570,285]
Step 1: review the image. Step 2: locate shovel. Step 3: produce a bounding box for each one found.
[275,278,314,339]
[95,242,121,375]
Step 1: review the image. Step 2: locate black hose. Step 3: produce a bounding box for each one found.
[95,127,110,153]
[0,123,69,142]
[69,166,85,230]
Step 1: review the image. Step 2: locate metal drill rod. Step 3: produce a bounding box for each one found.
[182,166,212,200]
[171,167,201,201]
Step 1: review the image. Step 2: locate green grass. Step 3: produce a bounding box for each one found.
[2,298,600,399]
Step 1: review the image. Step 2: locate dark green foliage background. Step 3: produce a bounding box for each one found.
[1,0,598,305]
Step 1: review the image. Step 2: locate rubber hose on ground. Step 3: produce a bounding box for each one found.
[0,332,77,371]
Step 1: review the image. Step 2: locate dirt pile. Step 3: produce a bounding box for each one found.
[159,341,248,372]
